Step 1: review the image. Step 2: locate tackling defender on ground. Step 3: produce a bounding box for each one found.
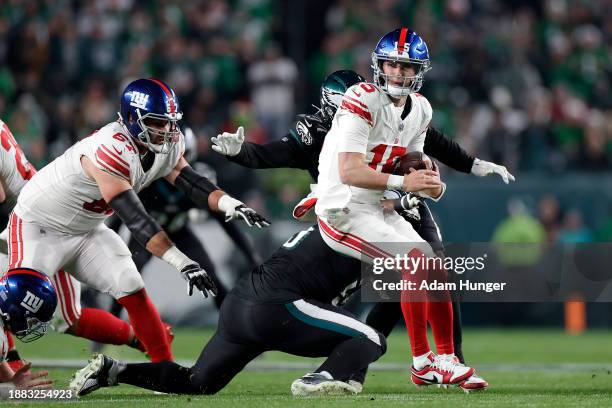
[70,224,385,397]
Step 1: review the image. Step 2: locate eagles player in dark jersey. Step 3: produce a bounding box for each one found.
[211,70,515,392]
[70,225,386,396]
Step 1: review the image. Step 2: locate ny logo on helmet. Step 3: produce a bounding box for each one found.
[21,291,44,313]
[130,91,150,110]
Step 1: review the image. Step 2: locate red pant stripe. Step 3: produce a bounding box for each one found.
[8,213,20,269]
[58,271,77,325]
[318,218,393,260]
[53,274,72,327]
[16,216,23,268]
[318,218,364,255]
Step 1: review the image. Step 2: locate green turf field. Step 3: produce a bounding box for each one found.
[7,328,612,407]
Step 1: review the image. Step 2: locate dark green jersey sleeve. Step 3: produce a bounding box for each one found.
[228,113,330,180]
[423,126,475,173]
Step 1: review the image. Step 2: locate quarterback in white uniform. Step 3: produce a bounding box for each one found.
[315,28,474,387]
[8,78,269,362]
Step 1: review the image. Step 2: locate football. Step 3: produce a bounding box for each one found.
[393,151,434,175]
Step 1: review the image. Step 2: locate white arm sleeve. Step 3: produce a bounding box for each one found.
[407,129,427,153]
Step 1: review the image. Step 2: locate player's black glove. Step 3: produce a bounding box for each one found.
[232,205,271,228]
[393,193,420,213]
[180,264,218,298]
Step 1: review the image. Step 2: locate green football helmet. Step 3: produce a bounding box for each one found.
[319,70,366,123]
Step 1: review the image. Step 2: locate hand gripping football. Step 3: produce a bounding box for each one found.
[393,151,434,175]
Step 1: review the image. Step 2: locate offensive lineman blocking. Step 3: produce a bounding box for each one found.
[8,78,269,363]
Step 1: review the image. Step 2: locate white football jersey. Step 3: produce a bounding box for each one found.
[0,120,36,208]
[315,83,432,214]
[15,121,185,234]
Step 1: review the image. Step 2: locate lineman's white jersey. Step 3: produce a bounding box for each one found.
[315,82,432,214]
[0,120,36,207]
[15,121,184,234]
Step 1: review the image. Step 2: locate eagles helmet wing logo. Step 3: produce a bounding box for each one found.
[296,121,313,145]
[21,291,44,313]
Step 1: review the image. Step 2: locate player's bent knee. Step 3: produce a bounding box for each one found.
[112,269,145,299]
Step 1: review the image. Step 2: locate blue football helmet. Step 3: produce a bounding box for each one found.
[371,28,432,98]
[319,70,366,123]
[119,78,183,154]
[0,269,57,343]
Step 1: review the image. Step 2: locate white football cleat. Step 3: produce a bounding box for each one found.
[69,354,122,397]
[347,380,363,394]
[459,373,489,393]
[411,354,474,387]
[291,372,359,396]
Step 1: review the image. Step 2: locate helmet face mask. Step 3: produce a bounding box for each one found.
[133,111,182,154]
[371,28,432,98]
[119,78,183,155]
[11,316,49,343]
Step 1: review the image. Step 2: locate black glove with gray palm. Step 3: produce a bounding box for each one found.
[181,263,218,298]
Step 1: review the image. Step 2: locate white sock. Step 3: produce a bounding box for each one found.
[413,352,432,370]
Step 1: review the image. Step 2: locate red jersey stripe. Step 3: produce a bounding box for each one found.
[343,94,369,110]
[96,147,130,179]
[341,100,373,126]
[96,158,129,181]
[100,144,129,167]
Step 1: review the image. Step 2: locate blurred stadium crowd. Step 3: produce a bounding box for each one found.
[0,0,610,237]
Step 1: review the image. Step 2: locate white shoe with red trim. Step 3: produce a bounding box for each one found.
[411,354,474,386]
[459,373,489,393]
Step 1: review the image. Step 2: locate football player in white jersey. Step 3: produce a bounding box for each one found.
[315,28,473,387]
[10,78,269,362]
[0,119,170,365]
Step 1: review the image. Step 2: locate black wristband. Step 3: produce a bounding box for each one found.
[108,189,162,248]
[174,165,219,208]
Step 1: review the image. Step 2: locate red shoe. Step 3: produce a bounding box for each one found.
[411,354,474,386]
